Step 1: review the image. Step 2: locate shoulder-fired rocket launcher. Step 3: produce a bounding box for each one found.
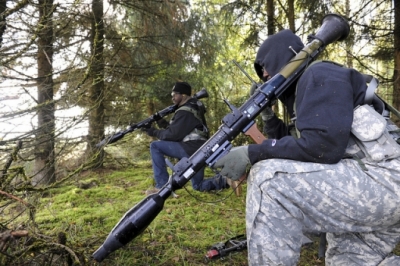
[92,14,350,262]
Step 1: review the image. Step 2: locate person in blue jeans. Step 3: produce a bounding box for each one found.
[142,81,229,195]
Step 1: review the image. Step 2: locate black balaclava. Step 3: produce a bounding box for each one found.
[254,30,304,118]
[254,29,304,82]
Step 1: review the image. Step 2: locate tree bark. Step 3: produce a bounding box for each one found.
[33,0,56,186]
[86,0,105,168]
[266,0,275,36]
[394,0,400,125]
[287,0,295,32]
[0,0,7,48]
[344,0,353,68]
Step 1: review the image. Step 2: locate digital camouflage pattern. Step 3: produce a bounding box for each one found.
[350,105,400,162]
[351,105,386,141]
[246,157,400,265]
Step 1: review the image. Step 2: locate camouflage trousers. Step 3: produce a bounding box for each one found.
[246,158,400,266]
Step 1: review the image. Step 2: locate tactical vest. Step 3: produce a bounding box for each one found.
[293,60,400,165]
[174,100,209,142]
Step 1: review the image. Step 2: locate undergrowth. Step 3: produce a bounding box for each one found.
[3,163,377,265]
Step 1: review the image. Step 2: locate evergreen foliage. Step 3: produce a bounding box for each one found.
[0,0,399,264]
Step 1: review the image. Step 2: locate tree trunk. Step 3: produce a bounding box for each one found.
[266,0,275,36]
[266,0,283,122]
[33,0,56,186]
[0,0,7,48]
[285,0,295,123]
[344,0,353,68]
[394,0,400,125]
[287,0,295,32]
[86,0,105,168]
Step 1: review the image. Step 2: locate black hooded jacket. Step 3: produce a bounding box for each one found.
[248,30,367,165]
[254,30,304,138]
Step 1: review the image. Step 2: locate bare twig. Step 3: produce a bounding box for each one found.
[44,242,81,265]
[0,190,34,210]
[1,140,22,184]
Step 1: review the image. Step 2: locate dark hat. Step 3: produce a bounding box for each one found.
[172,82,192,96]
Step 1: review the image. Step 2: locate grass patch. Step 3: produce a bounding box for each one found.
[6,164,396,265]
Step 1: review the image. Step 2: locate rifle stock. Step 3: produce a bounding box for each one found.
[95,88,209,148]
[92,14,349,262]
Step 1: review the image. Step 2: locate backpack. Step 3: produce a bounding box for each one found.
[298,60,400,164]
[345,71,400,163]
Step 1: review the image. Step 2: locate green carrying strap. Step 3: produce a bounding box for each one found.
[176,105,203,122]
[176,105,209,138]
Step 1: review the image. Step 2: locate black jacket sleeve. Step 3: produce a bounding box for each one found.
[248,63,366,165]
[152,110,199,141]
[263,115,290,139]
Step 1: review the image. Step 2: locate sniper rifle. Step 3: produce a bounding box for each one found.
[95,88,209,148]
[92,13,350,262]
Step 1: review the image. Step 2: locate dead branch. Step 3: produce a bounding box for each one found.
[45,242,81,265]
[0,190,34,210]
[1,140,22,184]
[0,229,29,251]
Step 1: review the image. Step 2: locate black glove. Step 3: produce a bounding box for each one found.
[142,126,156,136]
[141,122,156,136]
[213,146,250,181]
[156,118,169,128]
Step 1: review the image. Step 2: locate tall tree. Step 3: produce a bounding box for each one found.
[99,1,220,132]
[32,0,56,185]
[267,0,275,35]
[0,0,7,48]
[394,0,400,124]
[86,0,105,167]
[344,0,354,68]
[287,0,295,31]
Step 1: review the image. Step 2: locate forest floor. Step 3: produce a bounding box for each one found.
[3,162,399,265]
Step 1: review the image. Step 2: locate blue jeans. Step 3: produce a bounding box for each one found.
[149,140,227,191]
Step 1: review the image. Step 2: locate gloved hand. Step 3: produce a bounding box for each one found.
[250,83,275,122]
[141,125,156,136]
[213,146,250,181]
[156,118,169,128]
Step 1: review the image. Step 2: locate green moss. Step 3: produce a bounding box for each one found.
[1,165,335,265]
